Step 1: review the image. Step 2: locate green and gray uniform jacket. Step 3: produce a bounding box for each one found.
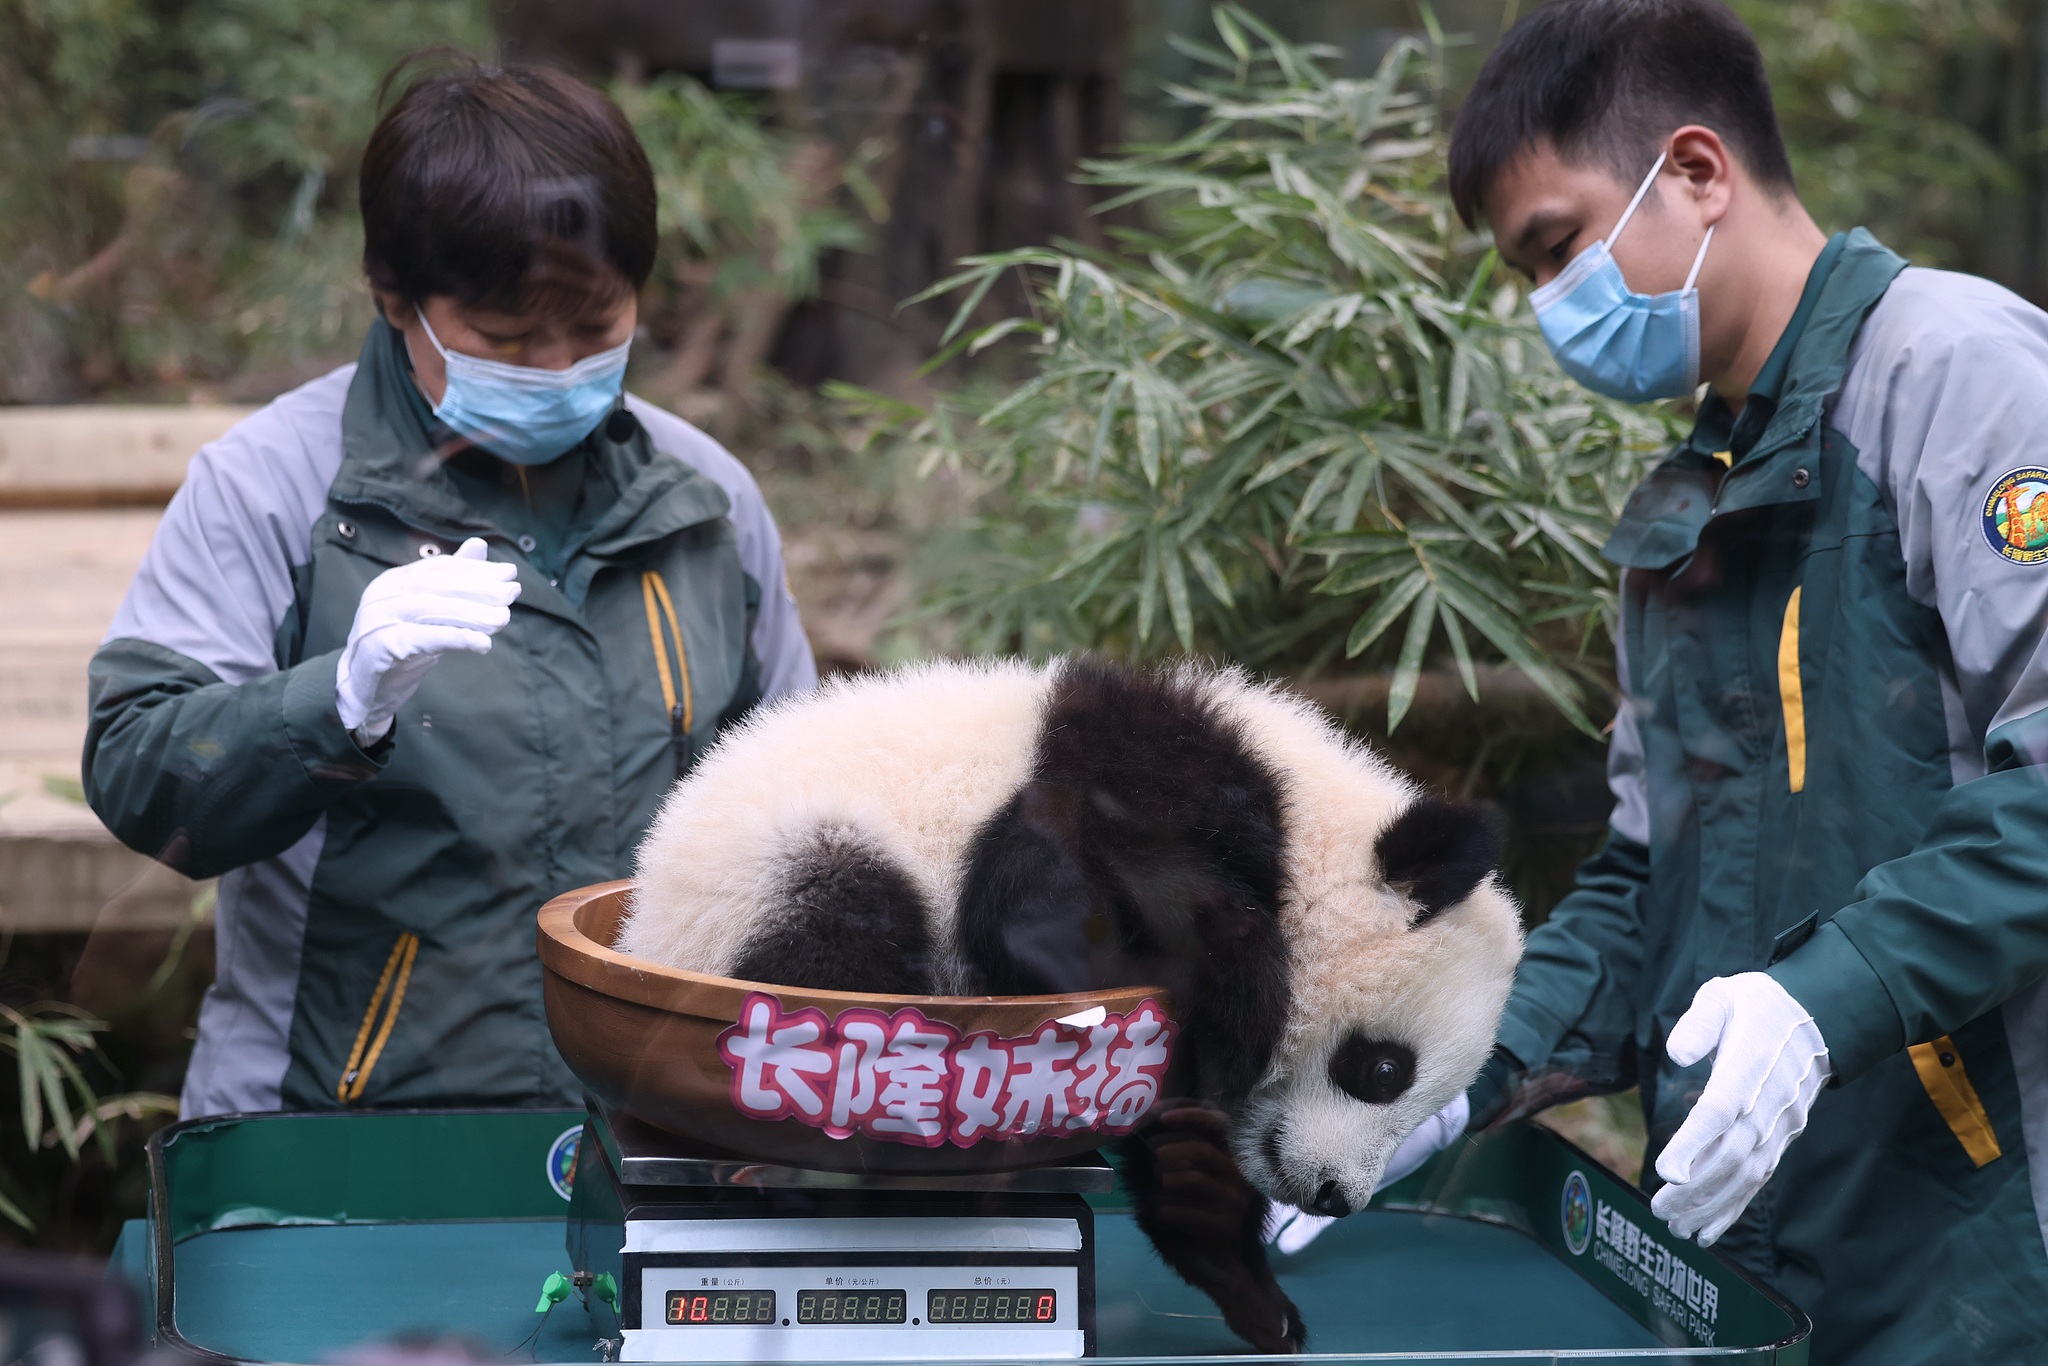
[1494,231,2048,1363]
[84,323,816,1118]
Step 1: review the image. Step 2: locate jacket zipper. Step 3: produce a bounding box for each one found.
[337,931,420,1104]
[1778,586,1806,793]
[641,570,695,773]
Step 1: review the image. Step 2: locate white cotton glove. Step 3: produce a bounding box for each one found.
[1651,972,1829,1247]
[1263,1092,1470,1255]
[334,537,520,745]
[1261,1201,1333,1257]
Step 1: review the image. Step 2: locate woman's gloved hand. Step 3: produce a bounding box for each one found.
[1264,1092,1470,1255]
[1651,972,1830,1247]
[335,537,521,745]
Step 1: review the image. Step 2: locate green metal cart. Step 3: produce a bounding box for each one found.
[112,1109,1809,1364]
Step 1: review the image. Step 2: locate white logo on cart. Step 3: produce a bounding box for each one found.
[717,993,1176,1148]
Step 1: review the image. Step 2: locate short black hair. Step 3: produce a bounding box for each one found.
[1448,0,1795,227]
[360,58,657,315]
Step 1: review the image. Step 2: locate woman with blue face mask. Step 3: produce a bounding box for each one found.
[82,60,818,1117]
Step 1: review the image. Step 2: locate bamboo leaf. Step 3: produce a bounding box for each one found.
[15,1022,44,1147]
[1386,584,1439,732]
[1356,36,1426,133]
[1136,534,1161,648]
[1164,547,1196,651]
[1089,374,1130,479]
[1441,601,1479,701]
[966,316,1044,355]
[1289,450,1355,536]
[1183,541,1237,608]
[1132,376,1165,487]
[0,1185,32,1232]
[1330,448,1379,532]
[1246,431,1349,490]
[1343,570,1428,658]
[1446,340,1474,435]
[41,1039,88,1159]
[1304,529,1408,556]
[1179,432,1270,534]
[1214,6,1255,71]
[1313,554,1412,597]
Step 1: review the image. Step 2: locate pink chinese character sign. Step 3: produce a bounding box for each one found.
[717,992,1178,1150]
[538,881,1187,1173]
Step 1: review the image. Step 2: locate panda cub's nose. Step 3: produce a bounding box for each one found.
[1310,1180,1351,1218]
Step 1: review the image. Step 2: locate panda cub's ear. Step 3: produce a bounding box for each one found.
[1375,796,1500,926]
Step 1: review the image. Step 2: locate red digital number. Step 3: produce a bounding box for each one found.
[1036,1294,1055,1322]
[690,1296,710,1323]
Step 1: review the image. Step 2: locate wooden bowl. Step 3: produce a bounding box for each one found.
[538,881,1180,1174]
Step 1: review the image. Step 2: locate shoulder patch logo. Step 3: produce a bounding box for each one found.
[1561,1169,1593,1256]
[1983,467,2048,563]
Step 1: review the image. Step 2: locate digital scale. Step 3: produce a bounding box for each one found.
[566,1105,1106,1362]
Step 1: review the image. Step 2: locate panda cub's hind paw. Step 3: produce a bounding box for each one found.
[1212,1262,1307,1355]
[1120,1103,1310,1355]
[1271,1296,1310,1356]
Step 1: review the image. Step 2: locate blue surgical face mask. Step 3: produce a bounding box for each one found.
[1528,152,1715,403]
[417,311,631,465]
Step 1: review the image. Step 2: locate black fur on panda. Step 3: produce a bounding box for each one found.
[622,657,1523,1353]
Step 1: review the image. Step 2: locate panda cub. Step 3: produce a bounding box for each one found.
[622,657,1523,1353]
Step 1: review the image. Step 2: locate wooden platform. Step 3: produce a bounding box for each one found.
[0,505,210,932]
[0,405,241,934]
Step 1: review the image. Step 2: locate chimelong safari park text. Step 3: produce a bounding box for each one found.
[1593,1200,1722,1345]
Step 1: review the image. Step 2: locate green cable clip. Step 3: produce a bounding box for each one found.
[535,1271,573,1313]
[591,1273,621,1312]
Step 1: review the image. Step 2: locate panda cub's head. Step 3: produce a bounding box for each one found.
[1210,687,1523,1217]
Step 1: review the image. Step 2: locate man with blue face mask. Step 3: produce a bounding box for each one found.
[82,61,817,1118]
[1297,2,2048,1363]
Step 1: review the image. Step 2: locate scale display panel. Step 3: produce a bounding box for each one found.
[927,1288,1058,1323]
[630,1263,1084,1361]
[795,1289,908,1324]
[664,1289,778,1325]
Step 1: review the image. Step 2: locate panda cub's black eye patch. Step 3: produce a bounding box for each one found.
[1328,1034,1416,1105]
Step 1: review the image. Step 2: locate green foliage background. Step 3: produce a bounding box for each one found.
[1727,0,2018,271]
[886,11,1675,735]
[0,0,868,404]
[0,0,496,396]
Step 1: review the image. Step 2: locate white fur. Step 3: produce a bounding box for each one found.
[621,658,1051,989]
[624,658,1524,1210]
[1202,673,1523,1209]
